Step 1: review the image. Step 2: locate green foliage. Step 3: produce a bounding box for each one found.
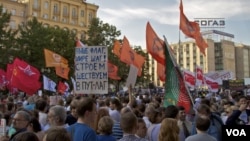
[0,5,18,69]
[16,17,75,82]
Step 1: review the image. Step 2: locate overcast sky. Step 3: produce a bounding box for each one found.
[86,0,250,48]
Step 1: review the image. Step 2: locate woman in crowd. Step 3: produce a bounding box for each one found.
[158,118,179,141]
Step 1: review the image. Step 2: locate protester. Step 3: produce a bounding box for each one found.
[135,118,148,140]
[97,116,116,141]
[35,99,48,130]
[65,98,78,126]
[44,105,68,130]
[66,97,97,141]
[119,112,147,141]
[44,127,71,141]
[12,131,39,141]
[158,118,179,141]
[177,106,192,139]
[186,115,216,141]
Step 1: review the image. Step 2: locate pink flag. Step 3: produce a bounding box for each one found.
[204,76,219,92]
[76,40,86,47]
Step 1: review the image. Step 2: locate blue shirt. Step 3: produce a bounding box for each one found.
[97,135,116,141]
[67,123,97,141]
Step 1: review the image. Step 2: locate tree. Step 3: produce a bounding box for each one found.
[84,18,121,47]
[0,5,18,68]
[16,17,53,69]
[16,17,75,81]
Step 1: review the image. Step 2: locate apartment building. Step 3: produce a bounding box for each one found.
[0,0,98,39]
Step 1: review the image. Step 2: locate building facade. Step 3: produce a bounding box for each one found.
[235,43,250,79]
[0,0,98,39]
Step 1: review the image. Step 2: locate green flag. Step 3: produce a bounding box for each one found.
[163,36,193,112]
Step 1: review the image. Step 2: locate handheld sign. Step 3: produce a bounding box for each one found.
[75,46,108,94]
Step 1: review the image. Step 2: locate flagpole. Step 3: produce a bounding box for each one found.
[195,65,199,98]
[164,36,194,106]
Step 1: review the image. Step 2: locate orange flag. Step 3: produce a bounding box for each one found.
[112,40,121,57]
[133,53,145,77]
[44,49,68,68]
[146,22,165,65]
[108,61,121,80]
[120,36,135,65]
[133,53,145,69]
[179,0,208,55]
[55,66,70,80]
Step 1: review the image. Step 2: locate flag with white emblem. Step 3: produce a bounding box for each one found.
[10,58,41,95]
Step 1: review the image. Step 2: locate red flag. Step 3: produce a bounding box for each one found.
[11,58,41,95]
[157,62,165,82]
[57,81,67,94]
[108,61,121,80]
[179,0,208,55]
[194,32,208,55]
[146,22,165,65]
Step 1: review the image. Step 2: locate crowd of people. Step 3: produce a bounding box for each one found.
[0,86,249,141]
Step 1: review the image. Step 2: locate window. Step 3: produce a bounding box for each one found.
[72,8,77,17]
[43,14,48,19]
[88,12,93,22]
[80,22,84,27]
[62,18,67,23]
[10,20,16,29]
[34,0,39,9]
[32,12,37,17]
[52,16,57,21]
[54,4,59,14]
[81,10,84,17]
[11,9,16,16]
[2,7,6,13]
[20,11,24,17]
[44,1,49,9]
[63,6,68,16]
